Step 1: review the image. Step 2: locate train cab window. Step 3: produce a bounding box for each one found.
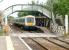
[27,18,34,23]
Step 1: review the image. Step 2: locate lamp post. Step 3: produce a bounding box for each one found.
[65,15,68,35]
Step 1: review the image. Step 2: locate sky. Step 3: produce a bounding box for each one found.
[0,0,47,17]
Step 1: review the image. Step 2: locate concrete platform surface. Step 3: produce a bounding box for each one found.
[0,36,7,50]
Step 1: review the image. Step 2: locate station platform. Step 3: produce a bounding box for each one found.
[0,36,69,50]
[0,36,6,50]
[10,33,57,37]
[0,36,29,50]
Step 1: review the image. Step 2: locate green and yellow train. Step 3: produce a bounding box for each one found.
[13,15,36,28]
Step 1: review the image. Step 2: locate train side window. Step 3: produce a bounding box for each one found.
[22,18,25,23]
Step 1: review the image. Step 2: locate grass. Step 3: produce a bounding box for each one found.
[0,31,4,35]
[0,30,4,36]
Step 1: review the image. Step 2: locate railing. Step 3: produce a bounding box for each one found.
[3,4,51,18]
[50,22,65,36]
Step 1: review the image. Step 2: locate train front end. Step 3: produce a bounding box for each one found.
[25,15,36,27]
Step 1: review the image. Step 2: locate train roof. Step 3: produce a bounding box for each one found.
[25,15,35,17]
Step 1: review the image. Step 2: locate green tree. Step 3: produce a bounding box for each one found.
[31,0,35,5]
[53,0,69,17]
[53,0,69,25]
[18,11,28,17]
[31,0,39,5]
[45,0,57,24]
[8,16,14,23]
[46,0,69,34]
[46,0,69,24]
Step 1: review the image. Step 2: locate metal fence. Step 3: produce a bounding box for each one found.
[50,22,65,35]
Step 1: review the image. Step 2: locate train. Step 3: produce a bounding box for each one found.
[13,15,36,29]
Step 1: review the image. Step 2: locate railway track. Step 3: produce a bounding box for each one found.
[9,24,69,50]
[53,37,69,45]
[43,38,69,50]
[22,37,48,50]
[10,25,31,33]
[21,37,69,50]
[10,24,44,33]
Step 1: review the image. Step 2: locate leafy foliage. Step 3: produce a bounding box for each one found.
[46,0,69,25]
[17,11,44,17]
[53,0,69,16]
[31,0,35,5]
[46,0,69,16]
